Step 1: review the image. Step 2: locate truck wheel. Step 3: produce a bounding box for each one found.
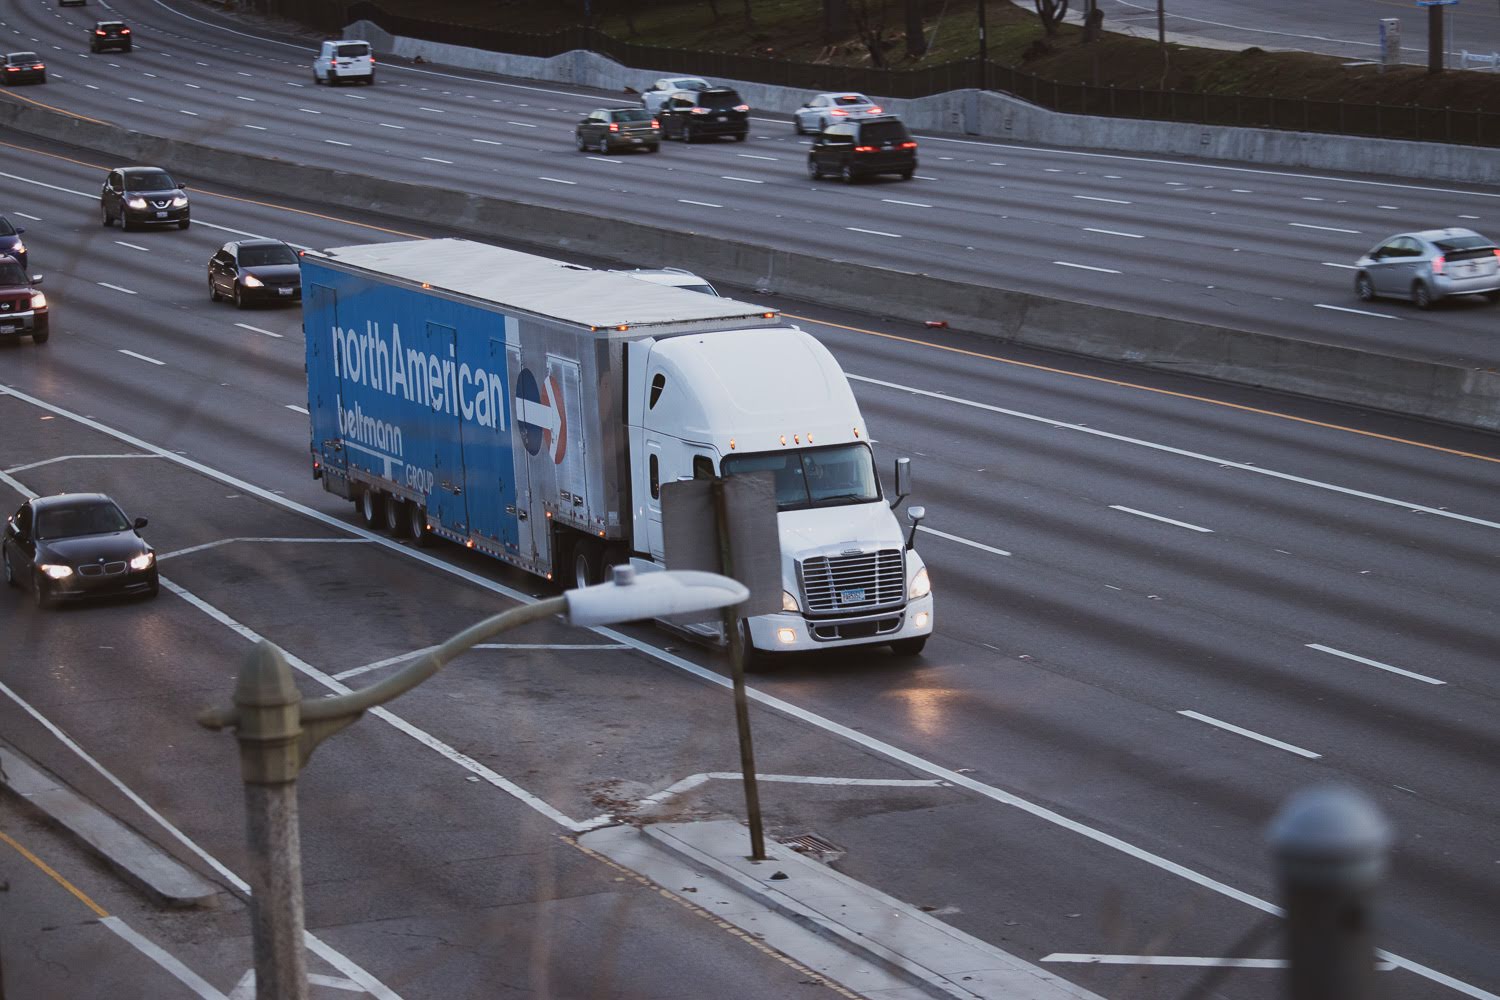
[408,503,434,547]
[571,538,602,589]
[359,489,386,529]
[889,636,927,657]
[383,496,406,536]
[738,620,770,673]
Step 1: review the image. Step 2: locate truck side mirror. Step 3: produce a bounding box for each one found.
[133,517,148,531]
[905,505,925,550]
[890,456,911,510]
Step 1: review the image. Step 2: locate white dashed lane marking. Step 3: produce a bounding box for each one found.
[118,349,164,365]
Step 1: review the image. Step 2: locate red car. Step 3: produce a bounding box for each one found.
[0,253,48,344]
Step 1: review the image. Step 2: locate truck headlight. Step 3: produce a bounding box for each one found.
[41,563,74,579]
[781,590,800,612]
[909,567,931,600]
[129,553,155,571]
[30,291,46,310]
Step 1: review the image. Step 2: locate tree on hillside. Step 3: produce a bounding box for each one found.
[904,0,928,57]
[849,0,894,67]
[823,0,848,43]
[1035,0,1069,36]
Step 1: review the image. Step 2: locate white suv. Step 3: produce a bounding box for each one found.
[313,40,374,86]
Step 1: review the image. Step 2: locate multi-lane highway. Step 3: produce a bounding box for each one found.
[3,0,1500,371]
[3,3,1500,999]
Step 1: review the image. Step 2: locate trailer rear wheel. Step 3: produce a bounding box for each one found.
[571,538,602,589]
[359,489,386,529]
[408,503,434,547]
[383,495,406,536]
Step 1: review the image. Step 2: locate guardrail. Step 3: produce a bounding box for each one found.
[343,2,1500,148]
[1460,49,1500,71]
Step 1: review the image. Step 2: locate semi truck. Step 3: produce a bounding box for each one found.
[301,239,933,657]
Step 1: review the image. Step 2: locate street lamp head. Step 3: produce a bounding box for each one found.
[565,565,749,626]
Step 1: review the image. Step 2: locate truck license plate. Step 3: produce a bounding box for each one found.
[0,324,16,335]
[840,587,866,604]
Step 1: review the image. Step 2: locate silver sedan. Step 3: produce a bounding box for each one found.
[792,92,884,134]
[1354,228,1500,309]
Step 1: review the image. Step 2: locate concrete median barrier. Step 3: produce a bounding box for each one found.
[4,99,1496,431]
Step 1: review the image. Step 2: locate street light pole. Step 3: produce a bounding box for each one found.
[976,0,987,92]
[200,570,747,1000]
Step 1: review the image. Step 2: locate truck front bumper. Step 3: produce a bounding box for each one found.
[746,594,933,653]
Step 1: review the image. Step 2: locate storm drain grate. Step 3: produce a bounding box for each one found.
[779,833,844,862]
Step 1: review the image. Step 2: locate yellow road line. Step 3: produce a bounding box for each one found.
[0,90,110,125]
[0,829,110,918]
[788,313,1500,465]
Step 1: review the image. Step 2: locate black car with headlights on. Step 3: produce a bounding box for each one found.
[3,494,158,609]
[0,215,29,269]
[208,239,302,308]
[0,253,46,344]
[101,166,189,231]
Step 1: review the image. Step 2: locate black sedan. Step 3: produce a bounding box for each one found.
[3,494,159,608]
[2,52,46,85]
[0,214,28,268]
[208,239,302,308]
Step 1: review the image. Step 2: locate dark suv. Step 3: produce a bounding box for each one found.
[100,166,190,231]
[0,254,48,345]
[657,87,749,143]
[808,116,917,183]
[90,21,132,53]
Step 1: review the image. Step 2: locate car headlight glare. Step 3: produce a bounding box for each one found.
[125,197,147,209]
[781,589,800,612]
[909,567,931,600]
[41,564,74,579]
[10,241,22,254]
[170,195,188,208]
[242,274,264,288]
[30,291,46,309]
[129,553,155,571]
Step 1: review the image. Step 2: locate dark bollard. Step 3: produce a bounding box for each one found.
[1267,785,1393,1000]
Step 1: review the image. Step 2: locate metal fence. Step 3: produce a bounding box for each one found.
[346,3,1500,147]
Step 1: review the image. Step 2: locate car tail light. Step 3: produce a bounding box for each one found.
[651,119,659,129]
[4,68,16,73]
[831,109,848,116]
[1493,249,1500,259]
[33,64,44,70]
[608,122,619,132]
[120,28,130,34]
[95,29,106,35]
[734,104,749,112]
[1431,255,1446,274]
[369,55,376,63]
[900,141,918,149]
[868,105,883,113]
[854,145,878,153]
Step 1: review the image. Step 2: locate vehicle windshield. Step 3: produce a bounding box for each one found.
[0,261,26,285]
[125,171,176,192]
[701,91,742,110]
[0,217,14,235]
[239,244,298,267]
[35,502,131,540]
[1435,235,1495,252]
[722,443,880,511]
[613,108,653,122]
[861,121,911,143]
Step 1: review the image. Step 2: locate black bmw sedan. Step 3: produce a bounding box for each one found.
[3,494,159,608]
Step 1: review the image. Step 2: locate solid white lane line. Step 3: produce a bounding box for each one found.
[243,124,267,130]
[846,374,1500,533]
[324,139,351,146]
[179,109,198,116]
[128,97,144,103]
[678,199,723,208]
[538,176,576,185]
[1306,644,1445,685]
[335,642,630,680]
[1178,710,1321,758]
[1458,214,1480,220]
[97,282,137,295]
[1289,222,1361,234]
[185,83,202,89]
[1042,954,1396,970]
[882,198,932,208]
[14,212,42,221]
[1314,303,1397,319]
[846,226,901,238]
[298,107,321,114]
[100,918,227,1000]
[585,156,619,164]
[1084,227,1143,238]
[118,349,164,365]
[1302,196,1324,202]
[0,383,1483,1000]
[1074,194,1131,204]
[4,454,157,475]
[1377,204,1399,209]
[113,241,149,252]
[234,322,281,338]
[418,106,445,113]
[421,156,453,164]
[1054,261,1120,273]
[738,153,778,160]
[379,122,404,128]
[235,95,255,102]
[721,175,764,184]
[1110,505,1213,533]
[913,174,937,180]
[284,404,309,414]
[1231,188,1253,193]
[161,537,369,561]
[472,138,503,145]
[916,524,1011,556]
[504,120,535,127]
[1320,262,1358,269]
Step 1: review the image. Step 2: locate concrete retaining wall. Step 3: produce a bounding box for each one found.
[347,20,1500,186]
[4,100,1497,431]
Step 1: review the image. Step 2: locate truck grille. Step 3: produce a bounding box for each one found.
[799,549,904,614]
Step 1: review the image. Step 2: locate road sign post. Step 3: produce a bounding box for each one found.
[1417,0,1460,73]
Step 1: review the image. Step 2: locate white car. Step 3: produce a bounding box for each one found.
[615,268,720,296]
[641,76,711,114]
[313,40,374,86]
[793,92,884,134]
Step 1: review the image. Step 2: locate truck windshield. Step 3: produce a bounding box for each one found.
[722,442,880,512]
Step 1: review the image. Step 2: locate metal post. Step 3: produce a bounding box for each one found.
[232,643,310,1000]
[1158,0,1166,45]
[1268,786,1392,1000]
[712,479,766,861]
[1429,3,1445,74]
[976,0,987,92]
